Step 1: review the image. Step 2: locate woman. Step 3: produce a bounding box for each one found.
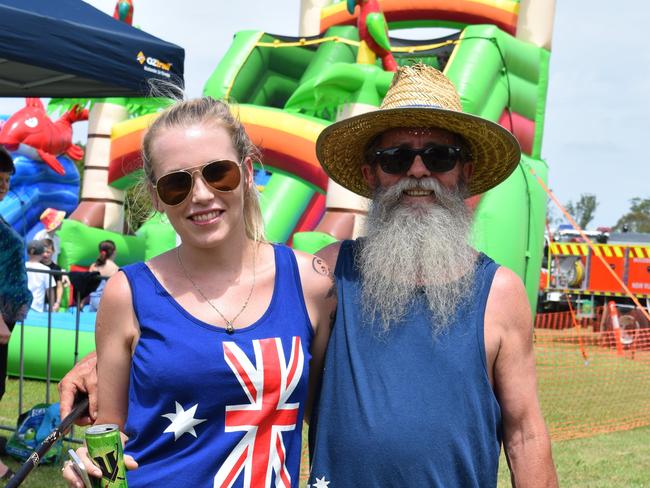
[87,240,118,312]
[0,147,32,481]
[63,97,335,487]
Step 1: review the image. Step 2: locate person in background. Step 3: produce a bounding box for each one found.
[41,238,65,312]
[0,146,32,480]
[25,240,51,313]
[33,208,66,262]
[87,240,118,312]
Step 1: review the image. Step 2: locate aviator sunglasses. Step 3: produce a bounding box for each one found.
[371,143,471,175]
[154,159,242,206]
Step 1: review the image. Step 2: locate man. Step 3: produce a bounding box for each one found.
[25,240,51,313]
[60,64,557,486]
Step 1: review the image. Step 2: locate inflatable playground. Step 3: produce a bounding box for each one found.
[1,0,648,444]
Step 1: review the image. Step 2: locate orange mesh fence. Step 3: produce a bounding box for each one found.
[535,305,650,441]
[297,304,650,482]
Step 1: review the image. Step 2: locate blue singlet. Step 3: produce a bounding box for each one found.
[309,240,502,487]
[121,244,312,487]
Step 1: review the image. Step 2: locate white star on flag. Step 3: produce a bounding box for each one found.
[161,401,207,441]
[311,476,331,488]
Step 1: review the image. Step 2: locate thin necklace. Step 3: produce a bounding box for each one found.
[176,246,256,334]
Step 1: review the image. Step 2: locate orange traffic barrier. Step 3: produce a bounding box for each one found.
[607,301,624,356]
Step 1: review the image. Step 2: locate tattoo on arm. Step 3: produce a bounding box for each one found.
[312,257,337,325]
[312,257,329,276]
[312,257,337,299]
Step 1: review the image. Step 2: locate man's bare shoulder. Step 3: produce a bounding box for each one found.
[486,266,532,332]
[490,266,526,297]
[293,249,336,297]
[315,241,343,271]
[292,249,338,334]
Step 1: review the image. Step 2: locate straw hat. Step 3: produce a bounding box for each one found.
[316,64,521,198]
[39,208,66,231]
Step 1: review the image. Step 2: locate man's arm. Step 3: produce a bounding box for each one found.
[315,241,342,271]
[293,242,341,421]
[58,351,97,425]
[487,267,558,488]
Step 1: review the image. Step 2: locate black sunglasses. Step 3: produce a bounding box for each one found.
[154,159,242,206]
[372,143,470,175]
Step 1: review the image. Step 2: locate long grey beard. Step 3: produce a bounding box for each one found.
[358,177,478,334]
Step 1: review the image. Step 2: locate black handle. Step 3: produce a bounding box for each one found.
[6,396,90,488]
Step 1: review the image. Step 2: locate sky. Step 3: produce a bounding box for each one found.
[1,0,648,228]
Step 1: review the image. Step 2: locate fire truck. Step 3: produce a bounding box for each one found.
[538,229,650,338]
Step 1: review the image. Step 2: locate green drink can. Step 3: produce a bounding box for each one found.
[85,424,128,487]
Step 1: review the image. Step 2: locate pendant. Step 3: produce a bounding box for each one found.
[226,322,235,334]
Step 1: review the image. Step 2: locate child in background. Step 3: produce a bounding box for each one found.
[40,238,65,312]
[87,240,118,312]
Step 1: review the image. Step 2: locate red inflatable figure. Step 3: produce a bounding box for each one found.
[0,98,88,175]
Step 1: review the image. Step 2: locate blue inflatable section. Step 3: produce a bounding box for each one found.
[22,310,96,333]
[0,152,80,238]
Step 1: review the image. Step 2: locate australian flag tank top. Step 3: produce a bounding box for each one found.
[121,244,313,487]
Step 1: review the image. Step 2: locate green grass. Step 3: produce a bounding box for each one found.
[497,426,650,487]
[0,378,79,488]
[1,375,648,487]
[534,330,650,440]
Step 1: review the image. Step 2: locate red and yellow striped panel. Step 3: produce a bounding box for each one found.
[549,243,589,256]
[548,243,636,258]
[320,0,519,35]
[629,246,650,259]
[107,106,329,191]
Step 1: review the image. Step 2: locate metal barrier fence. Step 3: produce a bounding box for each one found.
[2,267,106,444]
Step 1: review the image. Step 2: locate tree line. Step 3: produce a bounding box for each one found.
[549,194,650,233]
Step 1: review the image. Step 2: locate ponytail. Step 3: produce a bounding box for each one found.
[95,240,116,266]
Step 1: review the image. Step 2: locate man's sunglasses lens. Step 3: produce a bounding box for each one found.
[421,145,460,172]
[375,147,409,174]
[156,160,241,206]
[375,145,463,175]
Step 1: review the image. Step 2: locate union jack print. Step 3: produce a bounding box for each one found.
[213,337,304,488]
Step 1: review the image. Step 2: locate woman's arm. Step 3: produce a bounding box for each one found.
[94,271,139,429]
[62,271,140,487]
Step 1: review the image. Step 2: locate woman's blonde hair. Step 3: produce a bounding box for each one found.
[141,97,265,243]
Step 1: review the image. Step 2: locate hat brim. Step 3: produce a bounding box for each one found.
[316,107,521,198]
